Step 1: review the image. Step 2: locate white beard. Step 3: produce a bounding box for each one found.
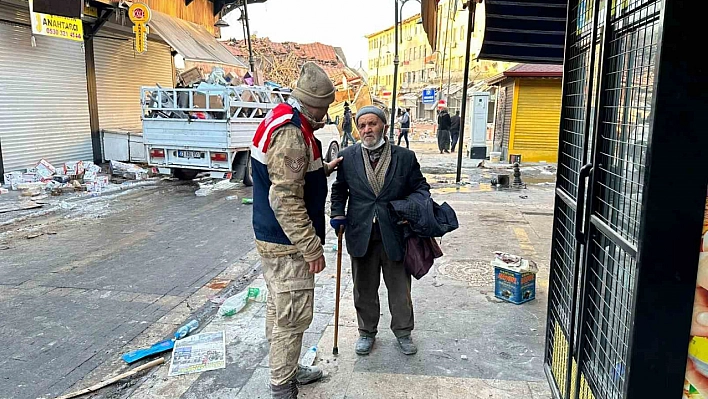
[362,136,385,150]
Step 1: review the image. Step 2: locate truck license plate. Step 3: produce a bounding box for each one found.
[178,150,203,159]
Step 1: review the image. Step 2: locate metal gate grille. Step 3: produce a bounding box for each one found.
[546,0,662,398]
[556,0,594,200]
[577,0,661,397]
[545,0,595,395]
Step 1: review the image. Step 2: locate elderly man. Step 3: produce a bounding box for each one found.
[251,62,342,399]
[330,106,431,356]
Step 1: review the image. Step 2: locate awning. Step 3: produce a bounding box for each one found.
[421,0,438,52]
[149,10,248,69]
[478,0,566,64]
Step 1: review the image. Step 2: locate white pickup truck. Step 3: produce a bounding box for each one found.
[141,85,341,184]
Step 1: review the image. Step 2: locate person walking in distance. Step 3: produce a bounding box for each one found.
[251,62,343,399]
[330,105,431,357]
[437,105,452,153]
[450,110,461,152]
[398,108,411,149]
[341,102,357,147]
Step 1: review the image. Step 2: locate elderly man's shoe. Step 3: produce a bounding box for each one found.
[355,336,375,355]
[295,365,323,385]
[397,336,418,355]
[271,379,299,399]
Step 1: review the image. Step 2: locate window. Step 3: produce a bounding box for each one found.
[460,27,465,41]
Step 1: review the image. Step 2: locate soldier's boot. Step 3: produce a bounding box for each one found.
[295,365,323,385]
[271,379,299,399]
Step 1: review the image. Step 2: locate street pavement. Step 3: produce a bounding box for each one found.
[0,141,558,399]
[0,180,262,399]
[129,142,558,399]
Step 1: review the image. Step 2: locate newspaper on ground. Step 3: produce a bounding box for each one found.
[168,331,226,377]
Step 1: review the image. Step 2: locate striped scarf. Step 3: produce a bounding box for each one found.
[362,139,392,197]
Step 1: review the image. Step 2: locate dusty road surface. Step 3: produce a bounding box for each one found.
[0,180,261,399]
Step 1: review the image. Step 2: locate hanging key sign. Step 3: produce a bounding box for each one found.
[128,3,151,53]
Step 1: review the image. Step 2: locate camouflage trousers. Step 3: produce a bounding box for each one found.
[262,252,315,386]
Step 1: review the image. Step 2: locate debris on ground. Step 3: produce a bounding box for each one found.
[219,287,267,317]
[2,159,152,209]
[0,201,43,214]
[122,320,199,364]
[168,331,226,377]
[195,179,240,197]
[110,160,149,181]
[301,346,317,367]
[492,252,539,305]
[55,358,165,399]
[241,198,253,205]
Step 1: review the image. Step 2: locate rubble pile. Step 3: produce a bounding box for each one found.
[2,159,152,201]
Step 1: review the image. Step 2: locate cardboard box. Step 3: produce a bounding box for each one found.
[179,67,203,86]
[193,93,224,109]
[494,267,536,304]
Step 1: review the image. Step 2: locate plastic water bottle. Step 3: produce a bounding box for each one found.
[301,346,317,367]
[174,320,199,340]
[219,287,268,316]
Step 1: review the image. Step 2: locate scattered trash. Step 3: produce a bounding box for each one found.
[35,159,56,180]
[0,188,8,195]
[225,195,239,201]
[122,320,199,364]
[461,355,468,361]
[242,198,253,205]
[110,160,149,180]
[0,201,43,214]
[212,180,238,191]
[26,233,44,239]
[330,243,338,252]
[301,346,317,367]
[219,286,268,317]
[195,187,212,197]
[55,358,165,399]
[53,175,70,183]
[519,195,528,199]
[0,245,10,251]
[168,331,226,377]
[175,320,200,340]
[492,252,538,305]
[206,279,231,290]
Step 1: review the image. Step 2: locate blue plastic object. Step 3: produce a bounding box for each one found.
[121,319,199,364]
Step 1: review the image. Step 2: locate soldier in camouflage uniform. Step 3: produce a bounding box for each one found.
[250,62,341,399]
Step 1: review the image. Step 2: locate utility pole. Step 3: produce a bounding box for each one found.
[456,0,478,183]
[390,0,400,140]
[242,0,255,73]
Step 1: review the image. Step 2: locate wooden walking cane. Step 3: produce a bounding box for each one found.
[333,225,344,355]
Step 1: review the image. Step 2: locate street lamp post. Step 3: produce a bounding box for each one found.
[390,0,421,141]
[242,0,255,73]
[456,0,479,183]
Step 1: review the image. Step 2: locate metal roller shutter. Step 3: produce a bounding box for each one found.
[0,6,92,172]
[93,35,174,132]
[514,79,562,151]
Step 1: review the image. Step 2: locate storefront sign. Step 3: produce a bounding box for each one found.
[422,88,436,104]
[29,0,84,42]
[128,3,151,53]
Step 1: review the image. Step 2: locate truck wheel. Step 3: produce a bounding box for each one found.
[243,157,253,187]
[174,168,199,181]
[327,142,340,163]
